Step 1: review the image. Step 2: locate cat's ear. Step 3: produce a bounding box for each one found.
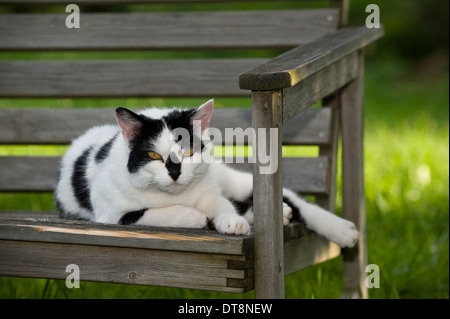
[115,107,144,143]
[190,99,214,133]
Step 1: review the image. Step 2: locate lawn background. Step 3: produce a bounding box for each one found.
[0,0,448,298]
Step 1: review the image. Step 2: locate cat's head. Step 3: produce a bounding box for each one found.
[115,100,214,193]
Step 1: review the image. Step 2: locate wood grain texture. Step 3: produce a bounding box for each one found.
[0,10,338,51]
[340,50,368,299]
[239,26,384,91]
[0,218,251,255]
[0,239,251,292]
[282,52,358,123]
[0,0,303,3]
[0,219,340,292]
[251,91,284,299]
[0,156,330,195]
[316,96,340,212]
[284,232,340,275]
[0,211,307,245]
[329,0,350,28]
[0,107,333,146]
[0,59,265,98]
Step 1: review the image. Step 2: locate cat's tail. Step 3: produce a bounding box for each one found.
[283,188,359,248]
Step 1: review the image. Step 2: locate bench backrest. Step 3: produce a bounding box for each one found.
[0,0,347,213]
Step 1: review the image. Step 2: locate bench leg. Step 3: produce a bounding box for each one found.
[251,91,285,299]
[340,50,368,299]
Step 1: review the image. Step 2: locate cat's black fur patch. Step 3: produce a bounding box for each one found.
[126,108,205,174]
[163,108,205,153]
[229,194,303,223]
[95,133,118,163]
[127,116,165,173]
[71,147,94,212]
[283,196,303,223]
[119,209,146,225]
[165,155,182,181]
[230,195,254,216]
[163,108,196,133]
[55,197,87,220]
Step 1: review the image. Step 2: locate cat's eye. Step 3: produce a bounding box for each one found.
[183,148,195,157]
[148,151,163,161]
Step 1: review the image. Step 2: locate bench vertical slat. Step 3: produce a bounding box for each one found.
[329,0,350,28]
[340,50,368,299]
[252,90,284,299]
[316,95,340,212]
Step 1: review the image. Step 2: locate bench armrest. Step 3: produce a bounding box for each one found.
[239,26,384,91]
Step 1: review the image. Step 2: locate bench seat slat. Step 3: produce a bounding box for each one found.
[0,239,250,292]
[0,11,338,51]
[0,218,337,292]
[0,217,251,255]
[0,107,332,146]
[0,156,330,195]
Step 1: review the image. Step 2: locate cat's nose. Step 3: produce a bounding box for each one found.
[166,154,181,181]
[168,170,181,181]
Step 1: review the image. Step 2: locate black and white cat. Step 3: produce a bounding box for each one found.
[55,100,359,247]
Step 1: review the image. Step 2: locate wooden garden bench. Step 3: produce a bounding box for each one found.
[0,0,383,298]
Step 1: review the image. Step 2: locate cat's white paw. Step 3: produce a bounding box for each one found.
[282,202,293,225]
[181,207,208,229]
[328,219,359,248]
[215,215,251,235]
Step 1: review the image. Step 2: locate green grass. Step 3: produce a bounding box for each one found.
[0,52,448,299]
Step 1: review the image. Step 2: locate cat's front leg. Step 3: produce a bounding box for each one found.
[196,192,250,235]
[214,212,251,235]
[131,205,208,229]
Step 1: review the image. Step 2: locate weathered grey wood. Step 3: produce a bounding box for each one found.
[282,52,358,123]
[0,59,265,98]
[239,26,384,91]
[0,239,250,293]
[252,91,284,299]
[316,95,340,212]
[340,50,368,299]
[230,157,330,195]
[0,211,308,245]
[0,11,338,51]
[0,107,333,146]
[0,156,330,195]
[0,0,383,298]
[329,0,350,28]
[0,218,252,256]
[0,0,301,3]
[0,210,59,220]
[0,156,61,192]
[212,107,333,146]
[284,233,341,275]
